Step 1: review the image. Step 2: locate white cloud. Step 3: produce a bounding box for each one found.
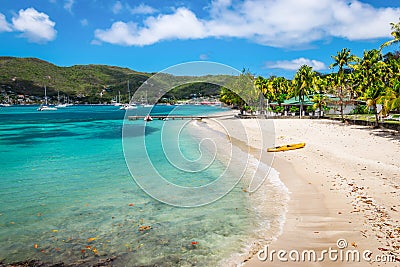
[12,8,57,43]
[93,0,400,47]
[130,4,158,15]
[265,58,327,71]
[112,1,123,14]
[0,13,12,32]
[95,8,206,46]
[64,0,74,13]
[80,18,88,26]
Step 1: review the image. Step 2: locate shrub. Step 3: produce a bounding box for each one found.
[350,105,369,114]
[290,106,299,113]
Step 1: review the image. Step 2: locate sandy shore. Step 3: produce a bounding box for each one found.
[207,117,400,266]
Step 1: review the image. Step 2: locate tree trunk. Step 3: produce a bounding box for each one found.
[373,104,379,128]
[340,87,344,122]
[300,104,303,119]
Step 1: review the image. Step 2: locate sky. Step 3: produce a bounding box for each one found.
[0,0,399,78]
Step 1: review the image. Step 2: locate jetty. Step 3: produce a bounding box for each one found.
[128,114,232,120]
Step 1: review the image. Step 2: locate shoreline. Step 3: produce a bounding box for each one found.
[240,119,400,266]
[203,117,399,266]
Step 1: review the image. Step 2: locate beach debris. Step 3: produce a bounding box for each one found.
[52,229,58,232]
[138,225,151,231]
[128,203,134,206]
[34,243,38,249]
[85,245,91,249]
[334,176,400,260]
[92,247,98,255]
[191,241,198,245]
[87,237,96,242]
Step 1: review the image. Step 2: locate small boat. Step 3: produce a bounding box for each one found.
[55,91,67,108]
[38,85,57,111]
[144,115,153,121]
[120,103,137,110]
[119,81,138,110]
[267,143,305,152]
[55,103,67,108]
[38,105,57,111]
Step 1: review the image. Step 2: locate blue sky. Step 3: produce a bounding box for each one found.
[0,0,399,78]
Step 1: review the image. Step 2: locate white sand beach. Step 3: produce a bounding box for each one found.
[207,117,400,266]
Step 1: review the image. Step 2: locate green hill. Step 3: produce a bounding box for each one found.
[0,57,151,103]
[0,57,226,104]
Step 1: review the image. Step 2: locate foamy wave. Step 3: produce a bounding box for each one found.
[219,153,289,267]
[190,119,290,266]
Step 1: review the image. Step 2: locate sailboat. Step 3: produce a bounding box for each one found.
[38,85,57,111]
[142,91,153,107]
[55,91,67,108]
[113,91,123,106]
[120,80,137,110]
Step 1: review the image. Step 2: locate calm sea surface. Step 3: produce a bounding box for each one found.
[0,105,286,266]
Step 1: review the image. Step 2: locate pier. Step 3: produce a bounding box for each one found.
[128,114,232,120]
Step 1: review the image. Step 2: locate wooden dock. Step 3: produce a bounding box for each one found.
[128,114,232,120]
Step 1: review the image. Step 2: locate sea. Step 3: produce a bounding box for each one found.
[0,105,288,266]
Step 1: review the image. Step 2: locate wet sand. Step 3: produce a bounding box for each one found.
[207,117,400,266]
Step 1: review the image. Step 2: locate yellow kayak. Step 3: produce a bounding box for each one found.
[267,143,306,152]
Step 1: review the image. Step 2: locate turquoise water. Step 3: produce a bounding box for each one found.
[0,105,276,266]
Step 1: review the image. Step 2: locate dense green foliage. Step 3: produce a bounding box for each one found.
[0,57,223,103]
[0,57,151,100]
[220,18,400,126]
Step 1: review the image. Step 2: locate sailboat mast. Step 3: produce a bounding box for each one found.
[44,85,48,105]
[127,80,130,104]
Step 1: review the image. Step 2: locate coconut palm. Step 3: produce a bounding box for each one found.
[292,65,315,118]
[312,94,327,118]
[380,18,400,50]
[272,76,290,104]
[355,49,387,127]
[330,48,358,121]
[330,48,358,76]
[379,81,400,115]
[254,76,268,96]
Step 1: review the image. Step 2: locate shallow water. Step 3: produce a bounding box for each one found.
[0,105,288,266]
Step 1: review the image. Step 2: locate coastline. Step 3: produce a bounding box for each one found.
[204,117,399,266]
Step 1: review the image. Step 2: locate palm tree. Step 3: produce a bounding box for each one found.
[379,81,400,115]
[330,48,358,75]
[292,65,315,118]
[380,18,400,50]
[271,76,290,105]
[254,76,268,96]
[312,94,327,118]
[330,48,358,121]
[355,49,387,127]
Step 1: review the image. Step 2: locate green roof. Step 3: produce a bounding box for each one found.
[271,95,313,105]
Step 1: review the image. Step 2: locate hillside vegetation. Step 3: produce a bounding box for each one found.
[0,57,223,103]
